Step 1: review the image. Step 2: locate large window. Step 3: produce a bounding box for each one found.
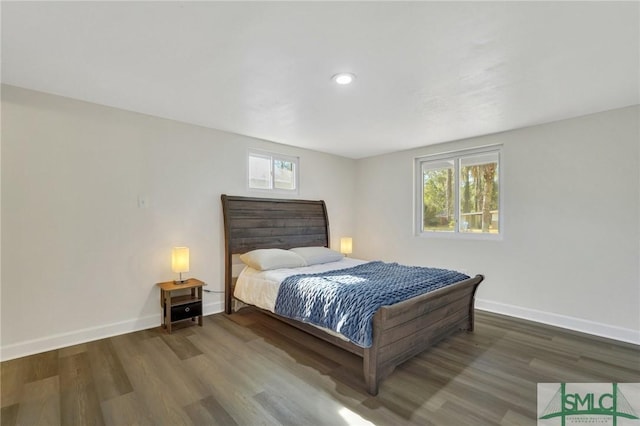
[248,149,299,193]
[416,146,501,238]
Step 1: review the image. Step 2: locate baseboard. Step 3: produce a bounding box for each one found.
[4,299,636,361]
[203,300,225,316]
[0,301,225,362]
[475,298,640,346]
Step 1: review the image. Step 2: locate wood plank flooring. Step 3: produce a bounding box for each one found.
[2,310,639,425]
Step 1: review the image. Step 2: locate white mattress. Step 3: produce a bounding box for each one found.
[234,257,367,313]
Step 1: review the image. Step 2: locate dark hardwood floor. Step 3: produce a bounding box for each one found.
[2,310,639,425]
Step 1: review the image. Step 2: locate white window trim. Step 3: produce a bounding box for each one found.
[247,149,300,195]
[414,144,503,241]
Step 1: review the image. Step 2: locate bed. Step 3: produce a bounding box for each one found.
[221,194,484,395]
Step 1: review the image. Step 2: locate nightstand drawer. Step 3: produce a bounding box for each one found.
[171,301,202,322]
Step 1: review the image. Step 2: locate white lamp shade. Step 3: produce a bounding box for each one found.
[171,247,190,273]
[340,237,353,255]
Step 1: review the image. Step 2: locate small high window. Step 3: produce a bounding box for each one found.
[416,145,502,238]
[248,150,299,193]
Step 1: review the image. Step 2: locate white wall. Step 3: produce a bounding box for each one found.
[2,85,638,361]
[354,106,640,344]
[1,85,356,360]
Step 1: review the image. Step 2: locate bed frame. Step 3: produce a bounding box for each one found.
[221,194,483,395]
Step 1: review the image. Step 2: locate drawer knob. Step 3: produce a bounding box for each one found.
[185,307,190,312]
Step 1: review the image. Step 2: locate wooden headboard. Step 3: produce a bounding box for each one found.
[220,194,330,313]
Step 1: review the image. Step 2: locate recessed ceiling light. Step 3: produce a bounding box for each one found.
[332,73,356,85]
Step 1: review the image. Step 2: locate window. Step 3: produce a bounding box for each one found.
[416,145,501,238]
[248,150,299,193]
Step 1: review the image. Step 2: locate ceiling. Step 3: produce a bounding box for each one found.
[2,2,638,159]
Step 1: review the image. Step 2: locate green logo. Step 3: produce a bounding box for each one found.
[538,383,639,425]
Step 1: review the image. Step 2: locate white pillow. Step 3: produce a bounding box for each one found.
[239,249,307,271]
[289,246,344,266]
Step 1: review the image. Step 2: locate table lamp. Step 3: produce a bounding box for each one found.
[172,247,189,284]
[340,237,353,257]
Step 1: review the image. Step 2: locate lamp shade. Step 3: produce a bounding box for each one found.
[340,237,353,255]
[171,247,190,273]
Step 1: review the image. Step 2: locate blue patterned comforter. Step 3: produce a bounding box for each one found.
[273,261,470,348]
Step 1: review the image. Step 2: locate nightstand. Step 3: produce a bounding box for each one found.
[156,278,206,333]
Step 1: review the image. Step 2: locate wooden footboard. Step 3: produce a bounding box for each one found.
[243,274,483,396]
[363,274,483,395]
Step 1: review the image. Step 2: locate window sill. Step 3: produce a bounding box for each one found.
[416,231,503,241]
